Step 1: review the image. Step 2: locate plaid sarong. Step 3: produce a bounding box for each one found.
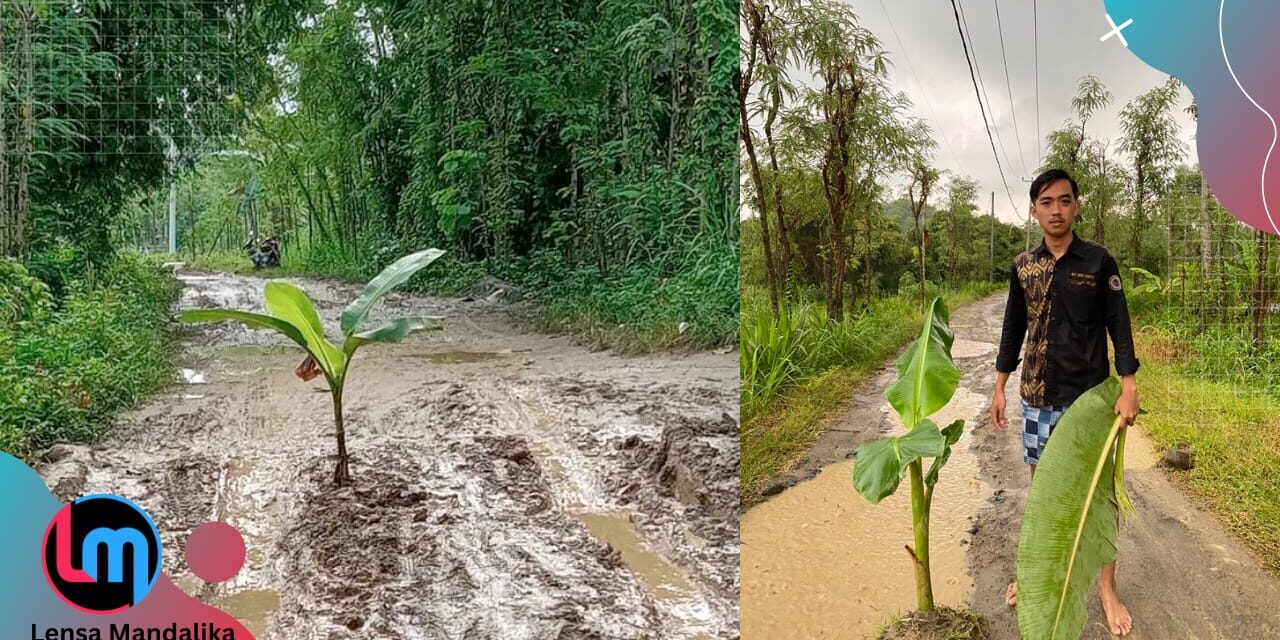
[1021,399,1070,465]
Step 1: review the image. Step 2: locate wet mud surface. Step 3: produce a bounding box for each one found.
[38,271,739,639]
[741,294,1280,638]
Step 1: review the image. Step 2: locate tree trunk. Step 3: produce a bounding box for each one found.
[764,112,790,299]
[863,199,873,306]
[1167,196,1174,282]
[741,102,779,321]
[739,8,780,320]
[989,192,995,281]
[1132,165,1146,275]
[5,5,34,258]
[760,37,790,299]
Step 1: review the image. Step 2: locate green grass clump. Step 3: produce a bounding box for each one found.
[0,253,179,458]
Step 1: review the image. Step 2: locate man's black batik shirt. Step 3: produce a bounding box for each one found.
[995,232,1140,407]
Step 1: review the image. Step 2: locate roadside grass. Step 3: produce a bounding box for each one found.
[1134,328,1280,575]
[740,282,1002,504]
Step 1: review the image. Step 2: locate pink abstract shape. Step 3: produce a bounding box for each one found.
[186,522,247,583]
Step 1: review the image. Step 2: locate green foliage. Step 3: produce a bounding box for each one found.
[10,0,260,259]
[0,254,178,458]
[1134,334,1280,575]
[24,242,91,301]
[0,259,52,326]
[102,0,737,351]
[740,283,1001,422]
[1016,378,1128,640]
[740,292,918,420]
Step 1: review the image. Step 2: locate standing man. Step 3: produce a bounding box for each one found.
[990,169,1140,637]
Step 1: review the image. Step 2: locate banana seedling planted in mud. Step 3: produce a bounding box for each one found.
[852,296,964,613]
[180,249,446,486]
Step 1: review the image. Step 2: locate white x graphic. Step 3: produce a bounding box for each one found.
[1100,13,1135,47]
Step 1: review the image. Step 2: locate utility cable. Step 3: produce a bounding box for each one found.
[950,0,1021,218]
[993,0,1029,175]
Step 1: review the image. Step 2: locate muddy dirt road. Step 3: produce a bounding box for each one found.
[740,294,1280,639]
[38,271,739,639]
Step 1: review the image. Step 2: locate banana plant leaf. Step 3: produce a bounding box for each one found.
[853,418,947,504]
[885,297,961,428]
[343,316,443,356]
[924,419,964,488]
[179,309,308,348]
[340,249,446,336]
[1016,377,1127,640]
[265,282,346,379]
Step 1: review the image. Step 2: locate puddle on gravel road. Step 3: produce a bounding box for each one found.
[740,386,992,640]
[577,510,694,599]
[215,589,280,638]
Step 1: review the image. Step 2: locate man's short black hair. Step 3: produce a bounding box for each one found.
[1030,169,1079,202]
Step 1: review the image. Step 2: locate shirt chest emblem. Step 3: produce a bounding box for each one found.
[1069,271,1097,287]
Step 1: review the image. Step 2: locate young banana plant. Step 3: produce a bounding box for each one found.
[852,296,964,612]
[181,249,445,486]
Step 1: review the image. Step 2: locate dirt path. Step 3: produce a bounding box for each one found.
[37,271,739,640]
[740,294,1280,639]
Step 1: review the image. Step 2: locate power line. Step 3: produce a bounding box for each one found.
[876,0,963,170]
[1034,0,1041,166]
[949,0,1020,217]
[957,0,1021,183]
[992,0,1029,176]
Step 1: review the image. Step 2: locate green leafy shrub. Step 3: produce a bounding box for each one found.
[0,254,179,458]
[26,242,92,301]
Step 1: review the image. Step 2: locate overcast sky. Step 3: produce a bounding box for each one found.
[744,0,1198,224]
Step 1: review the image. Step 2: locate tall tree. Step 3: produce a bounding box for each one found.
[907,160,939,311]
[1041,76,1114,246]
[795,0,887,322]
[1118,78,1184,271]
[1186,99,1213,280]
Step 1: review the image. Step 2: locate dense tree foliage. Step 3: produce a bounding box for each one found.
[4,0,738,346]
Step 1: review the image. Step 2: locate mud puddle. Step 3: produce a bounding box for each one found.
[741,387,992,639]
[38,270,738,639]
[576,511,694,599]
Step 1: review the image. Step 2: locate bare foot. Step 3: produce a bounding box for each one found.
[1005,581,1017,607]
[1101,590,1133,636]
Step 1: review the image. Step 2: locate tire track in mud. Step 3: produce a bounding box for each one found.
[740,294,1280,639]
[36,271,739,639]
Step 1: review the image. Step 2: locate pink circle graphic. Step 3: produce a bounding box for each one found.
[185,521,247,583]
